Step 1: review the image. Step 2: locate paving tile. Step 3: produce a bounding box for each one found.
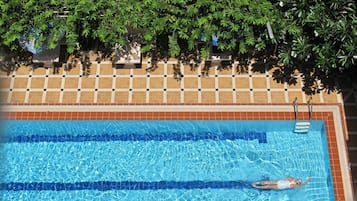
[184,91,198,103]
[166,64,175,75]
[81,77,96,89]
[201,78,215,88]
[269,79,286,88]
[131,91,146,103]
[15,66,31,75]
[45,92,60,103]
[62,92,77,103]
[150,91,163,103]
[97,92,112,103]
[253,91,268,103]
[13,78,29,88]
[30,78,45,88]
[184,78,198,88]
[132,78,147,89]
[10,91,25,103]
[79,92,94,103]
[116,78,130,89]
[115,69,131,75]
[219,91,233,103]
[205,67,215,76]
[66,65,81,75]
[32,67,47,75]
[201,91,215,103]
[288,91,303,102]
[166,91,181,102]
[236,91,251,103]
[218,78,232,88]
[217,68,232,75]
[167,78,181,89]
[64,78,79,89]
[271,91,286,103]
[133,67,148,75]
[47,78,62,88]
[99,64,114,75]
[99,78,113,89]
[148,64,165,75]
[114,92,129,103]
[235,77,250,89]
[322,91,339,103]
[0,91,9,103]
[310,93,322,103]
[183,65,199,75]
[150,78,164,89]
[28,92,43,103]
[0,77,11,88]
[252,77,267,89]
[49,66,64,75]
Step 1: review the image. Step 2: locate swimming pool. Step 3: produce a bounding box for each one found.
[1,120,334,200]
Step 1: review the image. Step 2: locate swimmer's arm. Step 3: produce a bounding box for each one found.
[299,178,312,187]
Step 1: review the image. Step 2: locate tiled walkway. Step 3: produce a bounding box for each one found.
[0,59,341,104]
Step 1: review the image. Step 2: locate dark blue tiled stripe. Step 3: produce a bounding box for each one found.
[0,181,252,191]
[1,132,267,143]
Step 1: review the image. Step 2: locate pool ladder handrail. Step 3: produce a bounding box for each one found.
[293,97,313,120]
[293,97,312,133]
[293,97,298,120]
[307,96,313,120]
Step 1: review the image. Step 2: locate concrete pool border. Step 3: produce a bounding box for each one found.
[1,104,354,200]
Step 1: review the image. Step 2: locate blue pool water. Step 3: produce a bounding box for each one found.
[0,120,334,200]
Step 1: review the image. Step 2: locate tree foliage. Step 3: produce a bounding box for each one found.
[0,0,356,75]
[275,0,357,73]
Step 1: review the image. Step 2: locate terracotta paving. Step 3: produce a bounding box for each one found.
[0,57,355,200]
[0,59,341,104]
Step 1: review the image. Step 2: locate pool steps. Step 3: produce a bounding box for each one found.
[294,121,311,133]
[293,97,312,133]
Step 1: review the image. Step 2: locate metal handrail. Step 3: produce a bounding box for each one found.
[307,96,313,120]
[293,97,298,120]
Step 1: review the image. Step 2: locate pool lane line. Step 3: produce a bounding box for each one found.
[1,131,267,143]
[0,181,253,191]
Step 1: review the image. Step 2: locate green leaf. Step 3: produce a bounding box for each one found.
[286,24,301,36]
[198,17,208,26]
[279,52,291,66]
[246,37,255,46]
[168,34,180,57]
[239,42,247,54]
[82,28,90,37]
[200,47,210,58]
[144,32,153,42]
[140,44,152,53]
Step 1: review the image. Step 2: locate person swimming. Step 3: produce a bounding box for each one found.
[252,177,312,190]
